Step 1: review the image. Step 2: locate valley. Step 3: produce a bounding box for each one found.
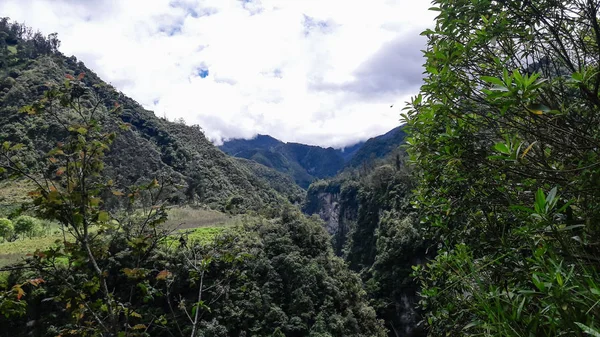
[2,0,600,335]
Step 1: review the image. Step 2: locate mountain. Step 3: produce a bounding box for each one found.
[0,26,297,211]
[345,126,406,168]
[336,141,365,162]
[220,135,345,188]
[220,126,406,188]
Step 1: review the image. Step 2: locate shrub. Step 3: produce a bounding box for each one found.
[0,218,14,242]
[13,215,41,239]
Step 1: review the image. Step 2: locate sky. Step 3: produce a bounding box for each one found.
[1,0,435,148]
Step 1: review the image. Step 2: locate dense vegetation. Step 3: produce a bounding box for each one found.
[344,127,406,169]
[304,152,427,336]
[404,0,600,335]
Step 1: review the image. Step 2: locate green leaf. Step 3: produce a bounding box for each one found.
[481,76,505,87]
[516,297,526,319]
[526,103,551,115]
[10,143,25,151]
[575,322,600,337]
[535,189,546,213]
[546,187,558,206]
[97,211,109,222]
[494,142,510,154]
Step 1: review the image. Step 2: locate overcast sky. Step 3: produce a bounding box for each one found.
[1,0,435,148]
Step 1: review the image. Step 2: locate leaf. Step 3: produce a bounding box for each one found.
[535,188,546,212]
[56,167,66,176]
[10,143,25,151]
[112,190,124,196]
[28,278,45,287]
[130,311,142,318]
[97,211,110,222]
[156,270,172,280]
[494,142,510,154]
[526,103,551,115]
[520,141,537,159]
[463,320,481,330]
[13,285,25,300]
[517,297,526,319]
[575,322,600,337]
[132,324,146,330]
[77,72,85,80]
[481,76,505,87]
[546,187,558,206]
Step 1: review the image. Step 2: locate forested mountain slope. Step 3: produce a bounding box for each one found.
[0,21,297,210]
[345,126,406,168]
[220,126,406,188]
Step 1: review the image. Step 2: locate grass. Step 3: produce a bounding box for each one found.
[165,207,243,247]
[0,232,66,267]
[0,207,237,267]
[163,207,233,230]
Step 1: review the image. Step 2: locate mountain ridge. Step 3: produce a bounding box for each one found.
[219,126,406,188]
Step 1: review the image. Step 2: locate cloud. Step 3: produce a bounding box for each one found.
[1,0,435,148]
[311,32,427,101]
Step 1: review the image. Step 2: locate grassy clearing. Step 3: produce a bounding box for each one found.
[0,233,67,267]
[0,207,237,267]
[163,207,233,230]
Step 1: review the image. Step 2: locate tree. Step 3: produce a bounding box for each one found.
[405,0,600,335]
[0,74,172,335]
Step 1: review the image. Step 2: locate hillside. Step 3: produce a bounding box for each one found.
[345,126,406,168]
[0,27,294,211]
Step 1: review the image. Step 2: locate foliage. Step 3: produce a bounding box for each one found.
[0,218,14,242]
[234,157,305,204]
[404,0,600,335]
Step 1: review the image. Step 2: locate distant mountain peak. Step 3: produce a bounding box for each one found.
[219,125,406,188]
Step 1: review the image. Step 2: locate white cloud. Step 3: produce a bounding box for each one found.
[1,0,435,147]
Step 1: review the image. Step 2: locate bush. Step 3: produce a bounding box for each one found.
[13,215,41,239]
[0,218,14,242]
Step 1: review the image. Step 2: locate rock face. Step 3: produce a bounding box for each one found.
[303,179,360,255]
[315,192,340,235]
